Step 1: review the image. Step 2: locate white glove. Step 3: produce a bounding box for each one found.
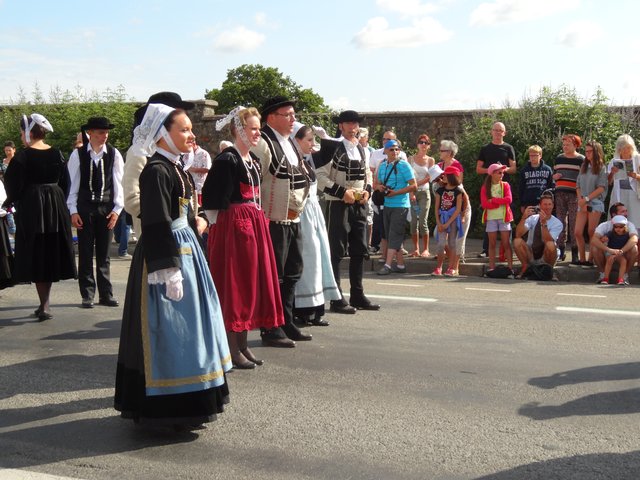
[166,276,183,302]
[312,125,329,139]
[0,209,6,218]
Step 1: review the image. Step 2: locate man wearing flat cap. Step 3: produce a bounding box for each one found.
[123,92,196,236]
[315,110,380,314]
[67,116,124,308]
[251,96,314,347]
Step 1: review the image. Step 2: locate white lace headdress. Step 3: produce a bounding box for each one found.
[215,106,252,148]
[22,113,53,144]
[131,103,176,157]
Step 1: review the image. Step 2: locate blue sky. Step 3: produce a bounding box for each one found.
[2,0,639,111]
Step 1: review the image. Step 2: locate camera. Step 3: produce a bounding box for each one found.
[383,187,391,196]
[531,206,540,214]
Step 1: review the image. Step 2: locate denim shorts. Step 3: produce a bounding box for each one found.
[578,199,605,213]
[485,219,512,233]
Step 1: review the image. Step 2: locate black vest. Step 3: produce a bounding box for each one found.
[261,126,311,190]
[77,144,115,208]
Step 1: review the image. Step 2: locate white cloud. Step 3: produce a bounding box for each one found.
[254,12,267,26]
[353,16,453,49]
[212,26,265,53]
[470,0,580,26]
[376,0,438,17]
[556,20,603,48]
[329,96,352,111]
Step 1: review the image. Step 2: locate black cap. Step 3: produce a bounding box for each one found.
[332,110,364,124]
[82,117,115,130]
[261,96,296,118]
[133,92,195,129]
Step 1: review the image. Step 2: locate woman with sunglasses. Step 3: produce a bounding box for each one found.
[408,134,435,258]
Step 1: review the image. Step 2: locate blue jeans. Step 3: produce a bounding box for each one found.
[113,213,130,255]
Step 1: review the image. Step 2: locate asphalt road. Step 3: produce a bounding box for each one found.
[1,258,640,480]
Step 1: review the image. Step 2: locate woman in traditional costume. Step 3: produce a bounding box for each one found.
[291,124,340,327]
[3,114,76,320]
[114,104,231,429]
[0,181,14,290]
[202,107,284,369]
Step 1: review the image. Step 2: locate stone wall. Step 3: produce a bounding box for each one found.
[189,102,489,155]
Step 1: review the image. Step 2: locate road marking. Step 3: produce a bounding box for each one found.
[556,306,640,316]
[465,287,511,293]
[0,469,78,479]
[556,293,607,298]
[375,282,422,287]
[346,293,437,303]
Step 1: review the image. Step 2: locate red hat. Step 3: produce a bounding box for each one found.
[444,165,461,176]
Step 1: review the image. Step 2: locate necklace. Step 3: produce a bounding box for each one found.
[172,162,197,213]
[234,144,261,210]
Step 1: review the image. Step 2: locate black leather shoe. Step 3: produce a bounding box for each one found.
[232,359,256,370]
[261,337,296,348]
[38,312,53,322]
[330,302,357,314]
[81,299,94,309]
[99,298,119,307]
[309,317,330,326]
[350,297,381,311]
[241,348,264,366]
[283,324,312,341]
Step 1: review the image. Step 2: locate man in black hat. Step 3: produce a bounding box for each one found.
[123,92,196,235]
[315,110,380,313]
[251,96,314,348]
[67,116,124,308]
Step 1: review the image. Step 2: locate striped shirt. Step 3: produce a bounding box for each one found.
[553,154,584,192]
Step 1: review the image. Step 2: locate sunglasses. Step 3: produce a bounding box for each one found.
[418,141,430,145]
[613,224,627,229]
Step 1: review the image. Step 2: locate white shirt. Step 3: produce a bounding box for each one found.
[67,143,124,215]
[370,147,407,172]
[273,128,299,166]
[595,219,638,237]
[523,214,563,247]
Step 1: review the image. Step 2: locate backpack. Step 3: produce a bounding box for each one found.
[522,263,554,281]
[485,265,514,279]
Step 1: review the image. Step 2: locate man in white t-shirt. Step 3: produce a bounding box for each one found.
[513,193,562,275]
[590,202,638,284]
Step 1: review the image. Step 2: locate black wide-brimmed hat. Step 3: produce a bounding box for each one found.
[332,110,364,124]
[133,92,195,129]
[261,96,297,118]
[82,117,115,130]
[147,92,195,111]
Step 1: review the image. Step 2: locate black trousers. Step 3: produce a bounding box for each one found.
[326,201,368,302]
[77,205,114,301]
[263,222,303,338]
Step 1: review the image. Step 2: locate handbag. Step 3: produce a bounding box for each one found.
[372,162,398,206]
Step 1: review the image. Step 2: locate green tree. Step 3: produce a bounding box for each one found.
[0,84,138,154]
[454,85,640,235]
[205,64,330,114]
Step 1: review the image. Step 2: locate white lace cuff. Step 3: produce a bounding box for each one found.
[148,267,183,285]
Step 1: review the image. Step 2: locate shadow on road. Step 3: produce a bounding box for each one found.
[475,450,640,479]
[529,362,640,389]
[41,320,121,340]
[520,362,640,420]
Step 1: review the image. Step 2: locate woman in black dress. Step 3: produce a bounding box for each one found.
[3,114,76,320]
